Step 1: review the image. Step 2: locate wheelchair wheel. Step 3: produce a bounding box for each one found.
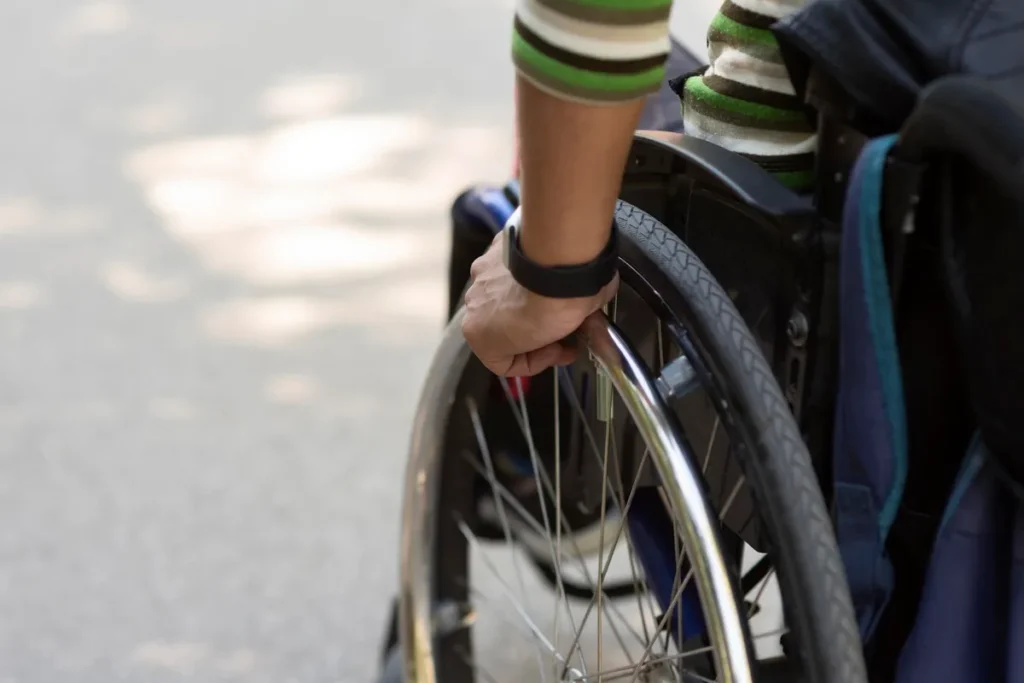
[399,202,867,683]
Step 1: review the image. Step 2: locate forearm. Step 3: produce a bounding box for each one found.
[517,77,644,266]
[511,0,671,267]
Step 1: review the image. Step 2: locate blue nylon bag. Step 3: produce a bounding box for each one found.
[833,134,905,643]
[837,135,1023,681]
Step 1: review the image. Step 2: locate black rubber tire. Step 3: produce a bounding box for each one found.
[614,200,868,683]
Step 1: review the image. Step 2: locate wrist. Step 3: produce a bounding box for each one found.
[518,209,612,267]
[503,209,618,299]
[520,229,609,267]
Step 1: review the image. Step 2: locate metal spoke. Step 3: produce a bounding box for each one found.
[653,325,673,649]
[455,305,780,683]
[754,626,789,641]
[746,567,776,621]
[595,393,614,679]
[511,375,569,679]
[556,447,654,675]
[496,379,641,666]
[626,560,699,683]
[596,317,662,671]
[457,520,563,662]
[495,364,647,677]
[552,378,663,667]
[593,294,620,680]
[621,456,655,650]
[702,416,720,476]
[460,583,574,658]
[626,473,749,683]
[459,454,579,572]
[466,398,550,683]
[668,511,685,660]
[456,450,649,651]
[581,648,721,683]
[553,371,565,667]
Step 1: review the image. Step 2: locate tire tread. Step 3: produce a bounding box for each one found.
[615,201,867,683]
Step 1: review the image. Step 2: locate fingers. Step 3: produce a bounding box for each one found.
[554,344,579,367]
[495,342,578,377]
[462,239,616,379]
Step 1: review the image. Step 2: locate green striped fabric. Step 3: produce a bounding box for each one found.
[513,29,667,102]
[511,0,816,191]
[512,0,672,104]
[681,0,816,191]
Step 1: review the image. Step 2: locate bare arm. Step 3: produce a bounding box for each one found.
[511,0,672,266]
[460,0,671,376]
[517,78,645,266]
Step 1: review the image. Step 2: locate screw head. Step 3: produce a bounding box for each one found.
[787,312,809,348]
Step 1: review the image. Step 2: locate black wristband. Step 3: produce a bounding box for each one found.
[502,208,618,299]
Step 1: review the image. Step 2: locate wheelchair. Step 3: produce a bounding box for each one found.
[386,71,1024,683]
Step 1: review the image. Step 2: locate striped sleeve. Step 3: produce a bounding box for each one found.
[512,0,673,104]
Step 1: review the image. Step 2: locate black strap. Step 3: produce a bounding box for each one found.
[504,212,618,299]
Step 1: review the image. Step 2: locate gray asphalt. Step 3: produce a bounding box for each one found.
[0,1,514,681]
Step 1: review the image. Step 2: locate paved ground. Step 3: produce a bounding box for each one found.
[0,1,514,681]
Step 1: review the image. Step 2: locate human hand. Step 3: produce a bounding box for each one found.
[462,233,619,377]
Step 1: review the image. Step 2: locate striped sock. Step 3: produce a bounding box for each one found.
[679,0,816,191]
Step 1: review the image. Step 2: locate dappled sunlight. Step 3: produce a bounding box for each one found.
[52,206,110,235]
[0,282,44,310]
[0,198,107,238]
[320,395,381,422]
[101,262,189,303]
[125,92,195,137]
[0,1,519,679]
[126,103,510,289]
[200,272,446,348]
[252,116,430,184]
[151,19,219,51]
[196,223,444,285]
[367,275,448,326]
[265,374,319,404]
[201,296,340,347]
[261,74,364,122]
[128,641,257,676]
[0,197,44,234]
[147,397,197,421]
[68,400,119,423]
[55,0,132,41]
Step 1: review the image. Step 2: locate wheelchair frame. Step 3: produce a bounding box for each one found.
[397,129,857,683]
[620,133,837,482]
[393,69,1024,683]
[400,308,760,683]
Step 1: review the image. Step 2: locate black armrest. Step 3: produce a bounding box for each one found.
[627,133,815,219]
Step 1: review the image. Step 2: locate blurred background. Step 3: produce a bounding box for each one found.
[0,0,515,681]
